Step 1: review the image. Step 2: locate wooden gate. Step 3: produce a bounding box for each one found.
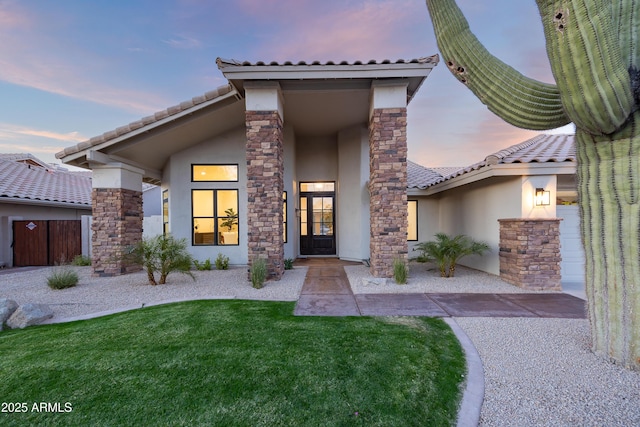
[13,220,82,266]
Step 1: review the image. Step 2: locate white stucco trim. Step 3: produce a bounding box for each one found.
[369,80,409,119]
[92,163,144,192]
[244,81,284,121]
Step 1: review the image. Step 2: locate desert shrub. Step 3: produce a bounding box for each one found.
[47,267,79,289]
[194,258,212,271]
[393,258,408,284]
[250,259,268,289]
[129,234,194,285]
[215,254,229,270]
[71,255,92,266]
[283,258,294,270]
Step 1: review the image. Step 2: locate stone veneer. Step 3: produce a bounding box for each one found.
[498,218,562,290]
[92,188,143,276]
[246,110,284,280]
[369,107,408,278]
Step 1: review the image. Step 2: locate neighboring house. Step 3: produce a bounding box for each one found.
[57,56,440,279]
[0,154,163,267]
[0,154,92,267]
[408,134,582,288]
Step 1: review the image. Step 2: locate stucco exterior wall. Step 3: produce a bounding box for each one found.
[282,124,297,260]
[407,196,440,255]
[0,204,91,267]
[337,125,370,261]
[295,135,338,182]
[165,126,248,265]
[436,177,522,275]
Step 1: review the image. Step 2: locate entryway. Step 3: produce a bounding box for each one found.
[299,182,336,256]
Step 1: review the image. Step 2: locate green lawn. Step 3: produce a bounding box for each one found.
[0,300,465,426]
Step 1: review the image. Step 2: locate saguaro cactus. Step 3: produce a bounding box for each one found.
[426,0,640,370]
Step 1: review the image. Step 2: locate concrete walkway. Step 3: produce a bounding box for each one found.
[294,261,586,319]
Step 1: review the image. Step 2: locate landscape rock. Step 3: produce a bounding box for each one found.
[362,277,387,286]
[0,298,19,330]
[6,303,54,329]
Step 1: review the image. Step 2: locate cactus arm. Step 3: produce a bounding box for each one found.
[611,0,640,106]
[536,0,636,135]
[425,0,570,130]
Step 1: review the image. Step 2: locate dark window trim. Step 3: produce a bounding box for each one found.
[191,164,239,182]
[283,191,287,243]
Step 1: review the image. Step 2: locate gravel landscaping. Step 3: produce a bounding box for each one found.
[1,262,639,426]
[0,265,306,322]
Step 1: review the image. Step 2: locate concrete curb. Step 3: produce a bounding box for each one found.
[444,318,485,427]
[40,296,235,325]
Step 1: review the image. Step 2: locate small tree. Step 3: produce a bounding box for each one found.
[130,234,194,285]
[415,233,489,278]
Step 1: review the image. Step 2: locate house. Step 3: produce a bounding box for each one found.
[0,154,92,267]
[407,134,581,290]
[56,56,440,279]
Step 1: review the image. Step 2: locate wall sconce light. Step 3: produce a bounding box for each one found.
[535,188,551,206]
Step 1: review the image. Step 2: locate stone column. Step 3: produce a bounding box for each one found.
[245,82,285,280]
[498,218,562,290]
[91,163,144,277]
[369,81,409,278]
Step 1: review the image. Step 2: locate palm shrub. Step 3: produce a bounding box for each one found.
[425,0,640,368]
[415,233,489,278]
[129,234,194,285]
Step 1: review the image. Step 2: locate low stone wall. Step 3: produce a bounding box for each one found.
[498,218,562,290]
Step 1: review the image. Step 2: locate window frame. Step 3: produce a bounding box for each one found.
[191,164,239,182]
[407,200,418,241]
[192,189,239,246]
[162,189,169,235]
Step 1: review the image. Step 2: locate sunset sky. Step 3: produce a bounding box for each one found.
[0,0,573,169]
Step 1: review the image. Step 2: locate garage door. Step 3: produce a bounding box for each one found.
[557,205,585,284]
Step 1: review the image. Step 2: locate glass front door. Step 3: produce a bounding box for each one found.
[300,183,336,255]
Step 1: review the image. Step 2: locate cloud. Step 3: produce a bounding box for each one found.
[0,4,169,115]
[245,0,424,61]
[0,141,63,154]
[0,123,87,143]
[163,34,202,49]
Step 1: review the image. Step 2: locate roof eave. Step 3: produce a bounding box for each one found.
[412,162,577,196]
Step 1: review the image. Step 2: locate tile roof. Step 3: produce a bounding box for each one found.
[407,160,445,189]
[0,156,92,207]
[56,84,235,160]
[216,56,439,68]
[408,134,575,189]
[57,55,438,163]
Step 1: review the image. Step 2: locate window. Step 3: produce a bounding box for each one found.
[408,200,418,241]
[192,189,239,245]
[162,189,169,235]
[283,192,287,243]
[192,164,238,182]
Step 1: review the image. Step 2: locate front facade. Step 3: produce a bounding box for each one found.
[57,56,439,279]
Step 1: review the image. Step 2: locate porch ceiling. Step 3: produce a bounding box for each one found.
[281,81,370,136]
